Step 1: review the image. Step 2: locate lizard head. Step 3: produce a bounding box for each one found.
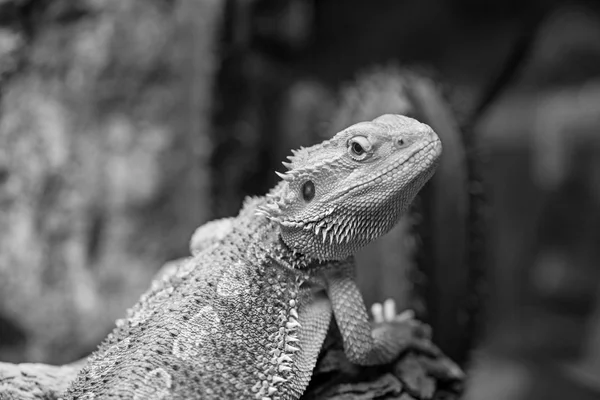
[258,114,442,261]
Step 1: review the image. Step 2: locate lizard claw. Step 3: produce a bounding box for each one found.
[394,309,415,323]
[371,301,437,359]
[371,298,414,323]
[383,298,397,321]
[371,302,384,323]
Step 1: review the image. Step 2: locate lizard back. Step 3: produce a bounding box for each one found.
[65,198,317,399]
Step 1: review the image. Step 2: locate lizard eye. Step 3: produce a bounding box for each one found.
[347,136,371,160]
[302,180,315,202]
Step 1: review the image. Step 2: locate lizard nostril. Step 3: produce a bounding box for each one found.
[396,138,407,148]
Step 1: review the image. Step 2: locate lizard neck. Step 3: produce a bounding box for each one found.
[239,195,322,272]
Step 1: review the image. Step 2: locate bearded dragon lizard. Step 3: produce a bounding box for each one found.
[63,114,443,400]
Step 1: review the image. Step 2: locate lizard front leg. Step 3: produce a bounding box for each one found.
[325,259,439,366]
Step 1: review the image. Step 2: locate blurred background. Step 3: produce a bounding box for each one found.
[0,0,599,398]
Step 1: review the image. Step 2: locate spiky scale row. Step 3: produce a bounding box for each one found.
[251,273,304,400]
[256,183,300,223]
[256,134,350,235]
[252,325,299,400]
[298,213,357,246]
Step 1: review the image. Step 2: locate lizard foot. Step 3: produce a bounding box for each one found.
[370,299,464,385]
[370,298,439,358]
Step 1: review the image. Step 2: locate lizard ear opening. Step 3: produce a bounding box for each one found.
[301,180,315,202]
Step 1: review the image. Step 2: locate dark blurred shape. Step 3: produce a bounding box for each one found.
[409,78,471,365]
[465,4,600,398]
[0,315,26,359]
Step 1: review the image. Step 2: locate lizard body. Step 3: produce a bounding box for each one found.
[64,114,442,399]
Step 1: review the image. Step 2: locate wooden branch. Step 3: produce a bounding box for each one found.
[0,359,85,400]
[303,322,463,400]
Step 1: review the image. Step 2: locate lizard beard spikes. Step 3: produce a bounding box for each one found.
[257,114,442,261]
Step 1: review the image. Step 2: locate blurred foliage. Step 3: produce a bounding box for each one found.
[0,0,220,363]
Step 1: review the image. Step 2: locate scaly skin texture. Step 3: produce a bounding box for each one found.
[64,114,442,399]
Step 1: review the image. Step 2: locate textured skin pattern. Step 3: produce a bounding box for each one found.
[324,262,439,366]
[189,217,235,255]
[64,115,442,399]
